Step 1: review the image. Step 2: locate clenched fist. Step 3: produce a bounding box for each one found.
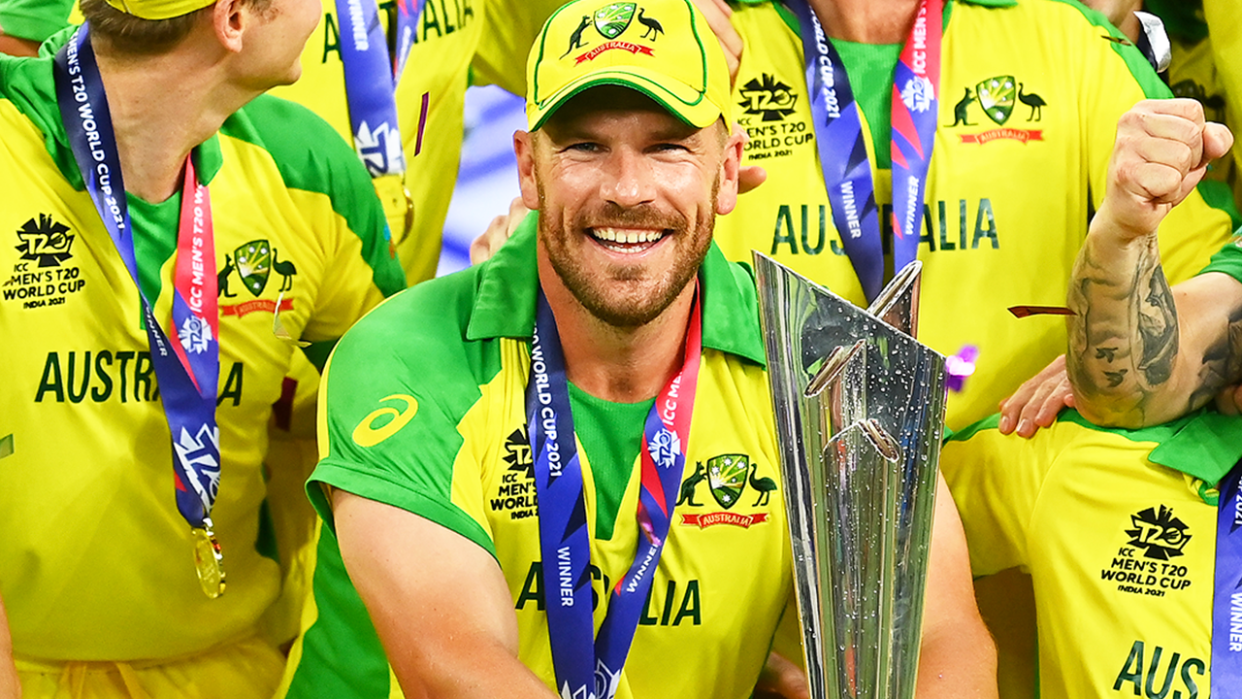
[1097,99,1233,242]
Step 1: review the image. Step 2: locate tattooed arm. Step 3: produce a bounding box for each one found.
[1068,99,1242,427]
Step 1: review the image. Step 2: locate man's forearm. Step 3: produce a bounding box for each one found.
[1067,229,1179,427]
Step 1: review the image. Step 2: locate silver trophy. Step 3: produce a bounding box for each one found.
[754,254,946,699]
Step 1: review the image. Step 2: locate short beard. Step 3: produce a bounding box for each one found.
[540,182,717,329]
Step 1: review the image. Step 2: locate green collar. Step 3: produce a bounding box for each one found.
[465,212,767,367]
[5,26,224,194]
[1060,409,1242,489]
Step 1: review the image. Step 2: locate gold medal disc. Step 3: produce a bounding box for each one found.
[373,174,415,248]
[192,526,226,599]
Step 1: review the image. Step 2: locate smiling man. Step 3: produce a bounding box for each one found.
[302,0,996,697]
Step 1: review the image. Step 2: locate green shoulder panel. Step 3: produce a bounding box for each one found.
[311,264,507,556]
[218,94,405,297]
[0,44,83,189]
[0,0,72,43]
[1043,0,1170,99]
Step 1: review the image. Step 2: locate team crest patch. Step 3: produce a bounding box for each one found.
[232,240,271,297]
[594,2,635,39]
[707,453,748,509]
[678,453,775,529]
[976,76,1015,125]
[1099,504,1194,598]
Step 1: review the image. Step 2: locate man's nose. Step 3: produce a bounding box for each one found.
[601,148,656,208]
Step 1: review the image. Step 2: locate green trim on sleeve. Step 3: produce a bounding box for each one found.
[0,0,72,43]
[1199,237,1242,284]
[944,413,1001,443]
[218,95,406,298]
[310,459,499,561]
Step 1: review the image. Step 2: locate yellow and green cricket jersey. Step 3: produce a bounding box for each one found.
[288,217,794,699]
[0,42,405,663]
[717,0,1238,432]
[943,408,1242,699]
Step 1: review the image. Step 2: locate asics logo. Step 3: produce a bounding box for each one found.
[352,394,418,447]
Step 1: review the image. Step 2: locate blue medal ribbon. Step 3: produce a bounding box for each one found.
[53,25,222,533]
[335,0,424,177]
[785,0,942,302]
[528,288,702,699]
[1212,461,1242,693]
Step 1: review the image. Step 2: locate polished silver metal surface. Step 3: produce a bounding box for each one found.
[754,254,946,699]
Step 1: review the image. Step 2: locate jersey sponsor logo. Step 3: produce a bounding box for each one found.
[5,215,87,310]
[738,74,811,161]
[1128,505,1192,560]
[1112,639,1204,699]
[1100,506,1194,598]
[351,393,419,447]
[769,199,999,258]
[944,75,1046,145]
[15,214,75,267]
[493,427,538,519]
[677,453,775,529]
[516,560,703,626]
[321,0,476,65]
[32,350,245,406]
[738,74,799,122]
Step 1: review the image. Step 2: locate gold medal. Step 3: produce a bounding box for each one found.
[192,524,226,599]
[373,174,415,249]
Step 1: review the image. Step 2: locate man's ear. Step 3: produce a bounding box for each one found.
[715,122,745,215]
[212,0,248,53]
[514,130,543,211]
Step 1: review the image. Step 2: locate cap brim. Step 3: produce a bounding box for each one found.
[526,68,722,132]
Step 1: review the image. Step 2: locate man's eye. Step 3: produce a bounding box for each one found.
[652,143,690,153]
[564,142,601,153]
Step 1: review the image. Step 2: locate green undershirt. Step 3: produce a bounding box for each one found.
[831,39,903,169]
[568,383,654,542]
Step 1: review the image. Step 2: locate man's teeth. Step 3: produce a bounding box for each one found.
[592,227,664,244]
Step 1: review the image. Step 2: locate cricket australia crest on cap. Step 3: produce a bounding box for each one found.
[526,0,732,130]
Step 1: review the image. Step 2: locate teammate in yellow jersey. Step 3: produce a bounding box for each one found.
[942,406,1241,699]
[0,2,405,699]
[302,1,996,698]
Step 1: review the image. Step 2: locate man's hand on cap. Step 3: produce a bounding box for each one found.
[1098,99,1233,243]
